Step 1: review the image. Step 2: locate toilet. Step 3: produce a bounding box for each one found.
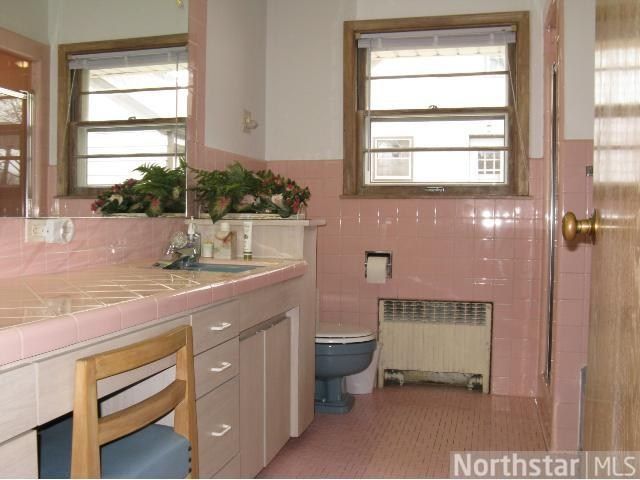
[314,322,377,414]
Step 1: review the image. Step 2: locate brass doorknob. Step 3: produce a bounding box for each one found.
[562,210,599,242]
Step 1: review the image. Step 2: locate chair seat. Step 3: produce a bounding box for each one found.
[39,417,191,479]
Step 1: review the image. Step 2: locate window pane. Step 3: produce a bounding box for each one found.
[79,124,185,157]
[82,89,187,121]
[76,123,185,186]
[367,150,507,184]
[370,45,507,76]
[85,62,188,92]
[370,74,508,109]
[370,117,506,149]
[0,160,20,185]
[83,155,179,187]
[0,97,23,124]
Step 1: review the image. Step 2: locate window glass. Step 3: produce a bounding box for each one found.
[354,24,521,191]
[67,45,187,190]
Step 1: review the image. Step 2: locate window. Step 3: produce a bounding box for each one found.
[372,137,413,181]
[58,35,188,196]
[470,135,504,181]
[343,13,529,197]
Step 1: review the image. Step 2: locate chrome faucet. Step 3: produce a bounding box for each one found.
[156,231,200,269]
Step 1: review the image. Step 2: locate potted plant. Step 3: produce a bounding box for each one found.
[91,159,186,217]
[191,162,261,223]
[132,159,186,216]
[255,169,311,218]
[191,162,311,223]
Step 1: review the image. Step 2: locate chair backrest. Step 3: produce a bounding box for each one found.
[70,325,199,478]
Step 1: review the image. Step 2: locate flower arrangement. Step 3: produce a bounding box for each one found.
[91,160,186,217]
[91,178,145,215]
[255,169,311,218]
[191,162,311,223]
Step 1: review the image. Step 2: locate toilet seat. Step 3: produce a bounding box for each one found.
[315,322,376,344]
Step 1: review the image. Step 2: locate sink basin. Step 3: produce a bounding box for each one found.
[169,262,259,273]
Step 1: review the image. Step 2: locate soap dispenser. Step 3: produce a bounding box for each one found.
[187,217,201,260]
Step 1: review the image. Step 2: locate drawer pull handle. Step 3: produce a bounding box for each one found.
[210,362,232,373]
[209,322,232,332]
[210,424,232,437]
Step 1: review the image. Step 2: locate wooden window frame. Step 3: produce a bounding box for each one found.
[57,34,188,198]
[343,12,530,198]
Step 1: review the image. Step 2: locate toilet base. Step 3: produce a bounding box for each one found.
[314,377,356,414]
[314,392,355,414]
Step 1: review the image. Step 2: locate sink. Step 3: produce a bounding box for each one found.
[166,262,259,273]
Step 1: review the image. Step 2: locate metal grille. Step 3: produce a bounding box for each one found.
[381,299,490,326]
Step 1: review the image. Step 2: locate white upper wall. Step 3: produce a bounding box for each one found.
[0,0,49,44]
[265,0,546,161]
[265,0,356,161]
[204,0,266,161]
[48,0,188,44]
[563,0,595,140]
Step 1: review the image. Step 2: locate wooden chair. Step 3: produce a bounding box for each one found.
[39,325,199,479]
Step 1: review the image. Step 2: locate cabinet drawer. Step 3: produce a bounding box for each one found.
[197,378,239,478]
[212,455,240,479]
[0,430,38,478]
[192,301,239,354]
[0,365,36,443]
[194,338,239,399]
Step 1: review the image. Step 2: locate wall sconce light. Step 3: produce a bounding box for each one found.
[243,109,259,133]
[176,0,184,8]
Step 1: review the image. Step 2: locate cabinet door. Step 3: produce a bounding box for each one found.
[239,331,265,478]
[264,317,291,464]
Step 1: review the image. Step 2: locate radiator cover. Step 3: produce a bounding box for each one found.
[378,299,492,393]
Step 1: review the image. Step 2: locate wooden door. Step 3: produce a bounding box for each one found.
[239,331,265,478]
[264,317,291,464]
[584,0,640,450]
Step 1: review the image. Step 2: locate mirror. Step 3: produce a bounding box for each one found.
[0,0,189,218]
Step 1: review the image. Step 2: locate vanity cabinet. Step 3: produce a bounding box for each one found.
[191,301,241,478]
[239,316,291,478]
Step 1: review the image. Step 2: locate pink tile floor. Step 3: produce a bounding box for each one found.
[260,385,547,478]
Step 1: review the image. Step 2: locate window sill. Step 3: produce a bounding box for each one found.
[339,194,534,200]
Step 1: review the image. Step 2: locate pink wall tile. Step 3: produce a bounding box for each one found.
[278,158,543,398]
[0,218,185,280]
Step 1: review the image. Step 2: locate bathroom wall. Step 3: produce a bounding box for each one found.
[265,0,545,161]
[260,0,547,397]
[0,217,184,280]
[0,1,49,44]
[195,0,594,401]
[536,0,595,450]
[204,0,266,163]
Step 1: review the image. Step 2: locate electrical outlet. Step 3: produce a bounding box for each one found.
[24,218,75,243]
[25,219,48,242]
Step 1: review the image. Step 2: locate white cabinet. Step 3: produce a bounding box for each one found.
[239,330,265,478]
[265,317,291,464]
[239,316,291,478]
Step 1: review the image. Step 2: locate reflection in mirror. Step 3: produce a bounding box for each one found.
[0,0,189,218]
[0,51,32,217]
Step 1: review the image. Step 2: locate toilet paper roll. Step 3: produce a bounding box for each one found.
[366,256,388,284]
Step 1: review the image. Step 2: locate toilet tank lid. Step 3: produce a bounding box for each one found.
[316,322,376,342]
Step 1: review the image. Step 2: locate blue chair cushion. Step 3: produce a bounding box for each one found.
[39,417,191,479]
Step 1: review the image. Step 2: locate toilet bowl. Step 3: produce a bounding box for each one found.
[315,322,376,414]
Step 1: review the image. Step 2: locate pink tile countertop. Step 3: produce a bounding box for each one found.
[0,259,307,366]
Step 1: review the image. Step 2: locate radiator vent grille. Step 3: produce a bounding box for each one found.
[381,299,490,326]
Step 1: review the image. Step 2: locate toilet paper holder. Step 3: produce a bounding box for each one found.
[364,251,392,280]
